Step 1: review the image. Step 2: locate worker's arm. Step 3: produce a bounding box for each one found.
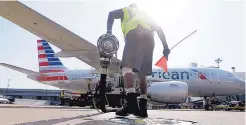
[151,21,170,59]
[151,23,169,49]
[107,9,123,34]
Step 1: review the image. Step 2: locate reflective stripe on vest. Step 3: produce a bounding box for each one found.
[121,7,153,37]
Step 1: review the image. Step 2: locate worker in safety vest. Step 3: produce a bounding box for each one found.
[106,3,170,117]
[60,90,65,106]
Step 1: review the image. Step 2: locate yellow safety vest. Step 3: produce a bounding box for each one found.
[60,90,65,97]
[121,7,153,37]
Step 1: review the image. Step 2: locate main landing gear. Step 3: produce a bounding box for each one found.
[203,94,222,111]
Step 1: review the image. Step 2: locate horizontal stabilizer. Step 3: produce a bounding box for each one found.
[0,63,41,76]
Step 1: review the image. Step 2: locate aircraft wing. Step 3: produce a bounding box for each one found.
[0,1,121,74]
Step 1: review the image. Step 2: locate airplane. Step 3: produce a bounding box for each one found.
[0,1,244,108]
[148,68,245,104]
[0,40,101,93]
[0,39,245,105]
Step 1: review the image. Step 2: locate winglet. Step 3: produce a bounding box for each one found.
[155,56,168,72]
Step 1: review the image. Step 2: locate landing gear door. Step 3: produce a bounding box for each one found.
[209,71,220,83]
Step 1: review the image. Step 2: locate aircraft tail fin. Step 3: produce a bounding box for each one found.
[37,40,67,73]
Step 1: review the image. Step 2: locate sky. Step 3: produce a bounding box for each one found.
[0,0,245,89]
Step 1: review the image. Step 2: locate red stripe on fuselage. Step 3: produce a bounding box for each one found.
[38,54,47,58]
[37,76,68,81]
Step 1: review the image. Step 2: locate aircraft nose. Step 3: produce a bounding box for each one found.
[238,79,245,93]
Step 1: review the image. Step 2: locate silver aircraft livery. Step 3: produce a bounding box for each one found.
[0,1,244,105]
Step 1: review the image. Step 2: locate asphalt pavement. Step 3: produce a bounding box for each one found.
[0,104,244,125]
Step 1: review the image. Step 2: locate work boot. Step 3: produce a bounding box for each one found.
[115,93,139,116]
[134,98,148,118]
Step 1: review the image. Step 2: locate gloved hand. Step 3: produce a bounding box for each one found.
[163,47,170,60]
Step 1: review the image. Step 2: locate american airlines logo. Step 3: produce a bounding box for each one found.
[69,73,94,80]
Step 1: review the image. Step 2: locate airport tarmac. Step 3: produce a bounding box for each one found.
[0,104,245,125]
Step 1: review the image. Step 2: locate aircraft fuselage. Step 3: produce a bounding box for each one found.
[30,67,245,97]
[151,68,245,97]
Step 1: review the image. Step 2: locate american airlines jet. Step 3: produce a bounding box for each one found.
[0,39,245,104]
[148,68,245,103]
[0,2,244,108]
[0,40,100,93]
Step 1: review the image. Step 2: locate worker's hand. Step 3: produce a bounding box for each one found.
[163,47,170,60]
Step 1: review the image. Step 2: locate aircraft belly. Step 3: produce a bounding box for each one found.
[48,80,98,92]
[188,81,233,97]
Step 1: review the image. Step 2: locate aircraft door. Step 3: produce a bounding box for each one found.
[209,71,220,83]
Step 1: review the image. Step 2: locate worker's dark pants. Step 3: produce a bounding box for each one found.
[121,25,155,76]
[60,97,65,106]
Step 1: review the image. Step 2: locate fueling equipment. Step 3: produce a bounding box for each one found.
[96,34,119,112]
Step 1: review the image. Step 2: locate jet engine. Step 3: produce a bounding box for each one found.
[147,81,188,104]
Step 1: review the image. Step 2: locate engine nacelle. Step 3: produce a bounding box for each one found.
[147,81,188,104]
